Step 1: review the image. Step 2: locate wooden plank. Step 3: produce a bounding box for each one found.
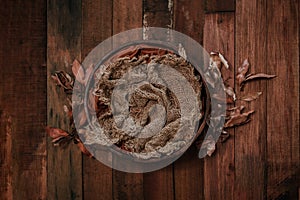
[0,111,13,200]
[203,13,235,200]
[113,0,143,35]
[174,0,205,44]
[143,0,172,26]
[142,1,174,200]
[172,1,205,200]
[112,1,144,199]
[0,1,47,199]
[235,0,267,199]
[82,0,113,199]
[143,167,174,200]
[205,0,235,13]
[47,0,82,199]
[266,0,299,199]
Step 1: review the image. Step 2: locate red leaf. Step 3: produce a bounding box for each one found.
[45,126,69,139]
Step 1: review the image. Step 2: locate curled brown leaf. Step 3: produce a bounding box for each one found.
[51,71,74,92]
[236,59,249,87]
[224,108,254,128]
[244,73,276,82]
[240,92,262,102]
[224,86,236,102]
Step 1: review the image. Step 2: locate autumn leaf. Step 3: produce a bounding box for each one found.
[224,86,236,101]
[51,71,74,93]
[244,73,276,82]
[226,105,245,119]
[236,59,249,87]
[45,126,69,139]
[240,92,262,102]
[72,59,85,84]
[210,52,229,69]
[224,108,255,128]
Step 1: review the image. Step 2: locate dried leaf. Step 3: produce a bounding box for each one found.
[218,52,229,69]
[240,92,262,102]
[75,137,93,158]
[224,110,254,128]
[53,135,73,147]
[210,52,222,70]
[45,126,69,139]
[72,59,85,84]
[227,105,245,116]
[224,86,236,101]
[236,59,249,86]
[63,104,73,119]
[244,73,276,82]
[51,71,74,92]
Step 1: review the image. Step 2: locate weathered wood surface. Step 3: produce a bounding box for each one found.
[0,0,298,199]
[205,0,235,13]
[203,13,235,200]
[82,1,113,200]
[266,0,299,199]
[0,1,47,199]
[235,0,268,199]
[47,0,82,199]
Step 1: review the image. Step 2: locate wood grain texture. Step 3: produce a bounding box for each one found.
[143,167,174,200]
[172,1,205,200]
[203,13,235,200]
[174,0,205,44]
[112,1,144,199]
[0,111,13,200]
[82,1,113,199]
[0,1,299,199]
[143,0,172,26]
[0,1,47,199]
[266,0,299,199]
[235,0,268,199]
[47,0,82,199]
[205,0,235,13]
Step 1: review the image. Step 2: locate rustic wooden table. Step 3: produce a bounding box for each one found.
[0,0,299,199]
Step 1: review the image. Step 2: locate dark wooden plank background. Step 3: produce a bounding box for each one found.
[0,0,299,199]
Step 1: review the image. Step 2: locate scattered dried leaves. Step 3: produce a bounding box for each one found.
[48,52,276,159]
[237,59,276,90]
[48,61,93,157]
[224,106,255,128]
